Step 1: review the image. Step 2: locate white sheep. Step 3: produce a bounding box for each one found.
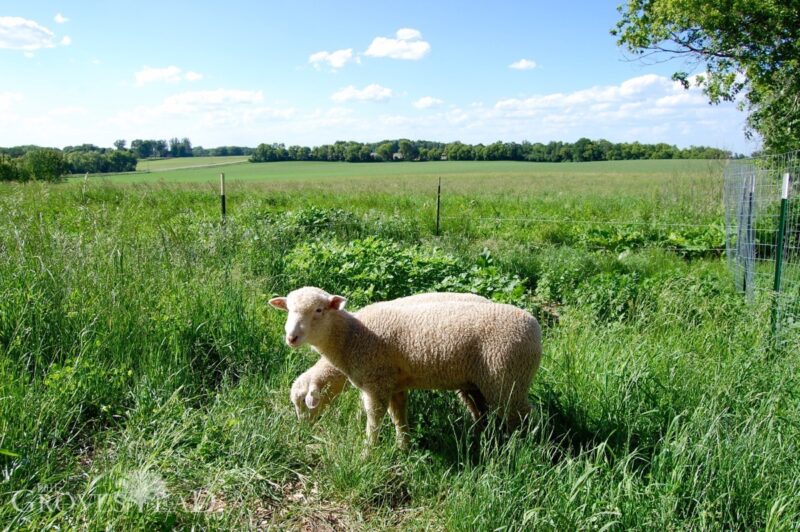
[289,292,490,421]
[271,287,541,449]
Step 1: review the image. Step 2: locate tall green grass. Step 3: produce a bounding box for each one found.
[1,166,798,529]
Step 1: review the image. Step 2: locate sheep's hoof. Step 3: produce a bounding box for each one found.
[360,446,374,460]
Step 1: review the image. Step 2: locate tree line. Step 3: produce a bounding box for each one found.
[250,138,735,163]
[0,144,138,181]
[0,136,738,182]
[129,138,254,159]
[0,140,256,182]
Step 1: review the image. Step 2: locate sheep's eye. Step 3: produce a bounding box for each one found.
[315,308,323,314]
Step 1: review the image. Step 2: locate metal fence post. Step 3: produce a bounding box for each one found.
[771,172,791,340]
[736,173,756,298]
[220,173,226,221]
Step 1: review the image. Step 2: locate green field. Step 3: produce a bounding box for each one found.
[2,160,799,529]
[117,158,722,186]
[135,155,250,173]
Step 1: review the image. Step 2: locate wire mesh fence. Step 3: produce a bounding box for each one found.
[724,151,800,343]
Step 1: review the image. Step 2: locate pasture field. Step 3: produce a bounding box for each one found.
[2,160,799,529]
[112,158,720,186]
[136,156,250,173]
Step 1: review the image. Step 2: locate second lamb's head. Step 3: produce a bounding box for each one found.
[269,287,347,348]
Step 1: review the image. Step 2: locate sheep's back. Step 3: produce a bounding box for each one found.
[355,301,539,388]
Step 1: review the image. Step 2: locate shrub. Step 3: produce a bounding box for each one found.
[534,248,616,304]
[0,154,30,181]
[24,149,68,182]
[284,237,527,306]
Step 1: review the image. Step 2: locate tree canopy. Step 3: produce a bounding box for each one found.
[249,138,735,163]
[613,0,800,152]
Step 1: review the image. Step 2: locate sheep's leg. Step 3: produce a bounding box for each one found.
[361,392,388,446]
[457,389,488,422]
[388,391,410,450]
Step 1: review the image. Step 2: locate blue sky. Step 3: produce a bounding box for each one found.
[0,1,756,152]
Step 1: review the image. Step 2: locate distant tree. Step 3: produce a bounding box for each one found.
[312,145,330,161]
[154,140,168,158]
[180,138,192,157]
[131,139,153,159]
[106,149,138,172]
[24,149,68,181]
[345,143,362,162]
[0,154,28,181]
[398,139,418,160]
[375,142,393,161]
[113,139,126,150]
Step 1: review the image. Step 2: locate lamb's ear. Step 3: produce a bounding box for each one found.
[269,297,288,311]
[305,389,321,409]
[329,295,347,310]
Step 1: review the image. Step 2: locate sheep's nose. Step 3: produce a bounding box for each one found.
[286,334,299,345]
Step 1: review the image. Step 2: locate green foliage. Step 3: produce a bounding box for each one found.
[249,137,736,163]
[614,0,800,152]
[580,223,725,257]
[284,236,526,306]
[65,145,138,174]
[43,356,134,422]
[23,148,68,181]
[0,154,29,181]
[534,248,614,304]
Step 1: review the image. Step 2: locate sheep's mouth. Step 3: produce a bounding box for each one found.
[286,335,303,347]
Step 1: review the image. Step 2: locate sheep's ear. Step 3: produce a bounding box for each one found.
[305,390,321,409]
[329,295,347,310]
[269,297,288,311]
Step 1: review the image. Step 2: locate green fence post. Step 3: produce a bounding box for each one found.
[770,172,791,342]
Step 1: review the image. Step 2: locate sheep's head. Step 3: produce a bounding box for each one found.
[269,287,347,348]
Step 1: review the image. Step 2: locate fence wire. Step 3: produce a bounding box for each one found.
[724,151,800,343]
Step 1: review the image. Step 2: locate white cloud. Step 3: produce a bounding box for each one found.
[413,96,444,109]
[0,16,55,50]
[395,28,421,41]
[49,106,88,116]
[309,48,356,70]
[509,59,537,70]
[104,88,298,147]
[365,28,430,60]
[60,35,71,46]
[159,89,265,114]
[483,73,745,145]
[135,66,203,86]
[54,13,69,24]
[331,84,393,103]
[0,91,24,111]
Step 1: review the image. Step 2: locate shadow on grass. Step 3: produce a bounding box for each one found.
[405,387,661,473]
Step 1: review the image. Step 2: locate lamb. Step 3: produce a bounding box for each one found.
[289,292,490,421]
[271,287,542,449]
[290,357,348,421]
